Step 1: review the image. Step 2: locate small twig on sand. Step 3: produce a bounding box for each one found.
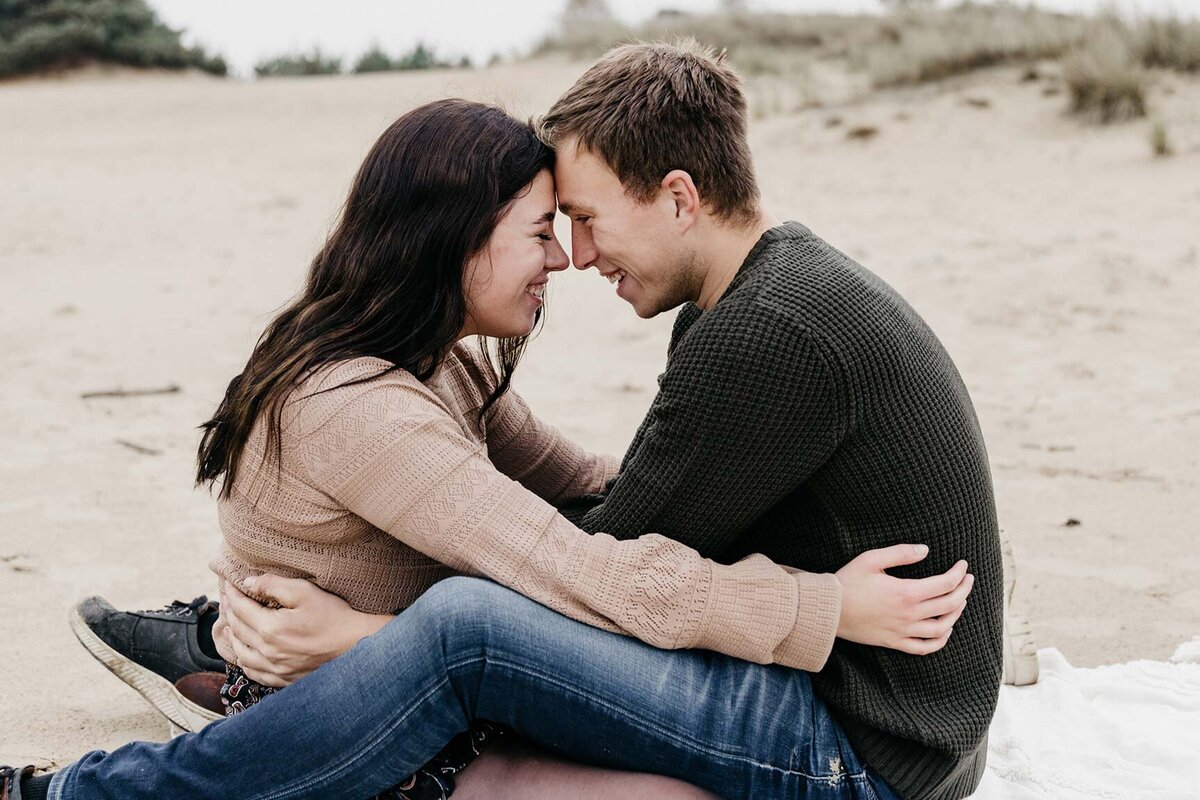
[80,384,180,400]
[116,439,161,456]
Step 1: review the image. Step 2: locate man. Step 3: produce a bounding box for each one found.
[20,40,999,800]
[541,41,1003,798]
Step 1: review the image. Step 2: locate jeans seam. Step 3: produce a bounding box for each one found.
[459,652,872,784]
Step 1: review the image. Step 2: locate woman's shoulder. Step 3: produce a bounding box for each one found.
[433,342,500,400]
[444,341,495,384]
[302,356,409,390]
[304,350,490,391]
[285,357,445,432]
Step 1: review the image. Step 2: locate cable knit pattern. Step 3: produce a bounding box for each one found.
[210,343,842,671]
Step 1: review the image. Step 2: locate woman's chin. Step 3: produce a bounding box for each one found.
[479,319,537,340]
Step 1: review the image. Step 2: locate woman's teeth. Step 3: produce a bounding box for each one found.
[526,284,545,298]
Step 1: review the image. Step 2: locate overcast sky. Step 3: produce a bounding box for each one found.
[147,0,1200,78]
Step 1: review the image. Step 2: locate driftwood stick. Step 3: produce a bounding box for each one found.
[115,439,161,456]
[80,384,180,400]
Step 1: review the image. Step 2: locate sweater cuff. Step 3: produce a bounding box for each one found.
[773,571,842,672]
[593,453,622,492]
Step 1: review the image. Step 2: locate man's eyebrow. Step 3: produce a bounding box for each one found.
[558,202,590,215]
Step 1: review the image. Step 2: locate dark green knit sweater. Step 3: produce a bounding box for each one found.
[564,222,1002,800]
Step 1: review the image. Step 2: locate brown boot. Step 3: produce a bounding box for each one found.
[165,671,227,737]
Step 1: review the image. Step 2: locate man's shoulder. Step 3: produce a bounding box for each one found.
[729,225,932,348]
[665,291,826,377]
[736,226,878,310]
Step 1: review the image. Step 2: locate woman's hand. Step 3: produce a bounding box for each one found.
[835,544,974,656]
[215,574,393,688]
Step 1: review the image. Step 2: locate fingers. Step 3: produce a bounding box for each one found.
[907,560,969,600]
[935,600,967,631]
[898,627,954,656]
[897,591,971,654]
[218,612,291,688]
[857,543,930,571]
[236,644,290,689]
[219,586,273,658]
[222,579,277,641]
[916,573,975,618]
[907,601,966,639]
[244,573,308,610]
[211,617,237,664]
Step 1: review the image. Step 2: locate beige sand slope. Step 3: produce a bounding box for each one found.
[1,61,1197,767]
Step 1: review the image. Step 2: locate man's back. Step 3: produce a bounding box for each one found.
[576,222,1002,799]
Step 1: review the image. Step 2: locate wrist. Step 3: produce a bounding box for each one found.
[832,572,849,639]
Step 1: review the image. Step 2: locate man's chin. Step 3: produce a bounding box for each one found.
[619,285,674,319]
[623,293,659,319]
[634,293,690,319]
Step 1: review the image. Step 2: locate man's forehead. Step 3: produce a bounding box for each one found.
[554,144,618,213]
[554,159,594,214]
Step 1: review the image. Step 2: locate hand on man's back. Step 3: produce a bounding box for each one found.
[835,544,974,655]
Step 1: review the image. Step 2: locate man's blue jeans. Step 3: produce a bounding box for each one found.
[51,577,898,800]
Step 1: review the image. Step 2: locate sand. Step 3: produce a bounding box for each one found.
[1,59,1197,769]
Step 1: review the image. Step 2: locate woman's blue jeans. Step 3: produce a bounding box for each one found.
[50,577,897,800]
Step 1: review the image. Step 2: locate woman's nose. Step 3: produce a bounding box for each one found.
[546,236,569,272]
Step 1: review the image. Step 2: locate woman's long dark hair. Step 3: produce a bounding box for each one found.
[197,99,554,497]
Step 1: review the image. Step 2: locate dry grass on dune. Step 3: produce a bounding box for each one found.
[1063,27,1148,123]
[857,5,1091,88]
[1135,16,1200,72]
[535,4,1200,124]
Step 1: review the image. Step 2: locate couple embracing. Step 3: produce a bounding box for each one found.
[2,40,1001,800]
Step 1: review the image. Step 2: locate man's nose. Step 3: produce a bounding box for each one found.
[571,223,597,270]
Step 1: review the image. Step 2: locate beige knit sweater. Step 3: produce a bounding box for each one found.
[211,343,842,671]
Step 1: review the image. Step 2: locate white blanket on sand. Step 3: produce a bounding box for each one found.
[973,639,1200,799]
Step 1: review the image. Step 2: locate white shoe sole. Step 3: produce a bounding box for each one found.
[1000,533,1040,686]
[1002,614,1040,686]
[68,605,223,733]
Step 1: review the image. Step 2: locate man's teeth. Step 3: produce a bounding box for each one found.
[606,270,626,284]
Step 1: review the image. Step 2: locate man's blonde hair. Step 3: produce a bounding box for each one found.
[539,39,759,224]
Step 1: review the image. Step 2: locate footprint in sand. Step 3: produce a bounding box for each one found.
[0,554,37,574]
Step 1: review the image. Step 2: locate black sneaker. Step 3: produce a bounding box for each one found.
[69,596,226,732]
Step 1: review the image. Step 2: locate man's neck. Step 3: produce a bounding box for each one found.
[694,209,780,310]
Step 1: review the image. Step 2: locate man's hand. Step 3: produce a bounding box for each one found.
[835,544,974,656]
[215,574,393,688]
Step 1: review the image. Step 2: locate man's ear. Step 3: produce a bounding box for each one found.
[661,170,701,229]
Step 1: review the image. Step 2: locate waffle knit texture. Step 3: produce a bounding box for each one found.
[566,222,1004,800]
[210,342,843,672]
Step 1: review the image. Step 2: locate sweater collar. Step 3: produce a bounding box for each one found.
[718,220,812,302]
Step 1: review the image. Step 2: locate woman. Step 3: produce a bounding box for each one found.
[5,99,968,800]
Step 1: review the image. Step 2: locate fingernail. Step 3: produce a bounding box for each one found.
[243,576,256,589]
[916,544,929,556]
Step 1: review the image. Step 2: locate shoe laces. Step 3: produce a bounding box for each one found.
[144,596,210,617]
